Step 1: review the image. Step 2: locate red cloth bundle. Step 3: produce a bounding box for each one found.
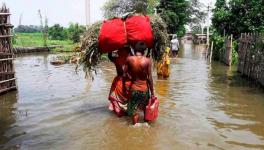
[99,18,127,53]
[99,16,154,53]
[126,16,154,49]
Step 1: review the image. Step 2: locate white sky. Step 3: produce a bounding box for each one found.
[0,0,108,27]
[0,0,214,27]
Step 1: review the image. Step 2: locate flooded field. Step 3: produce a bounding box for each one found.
[1,43,264,150]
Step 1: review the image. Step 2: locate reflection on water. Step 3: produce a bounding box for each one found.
[0,45,264,149]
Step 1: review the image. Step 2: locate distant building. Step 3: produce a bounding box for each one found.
[193,34,207,45]
[184,32,193,41]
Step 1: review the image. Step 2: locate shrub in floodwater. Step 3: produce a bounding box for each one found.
[210,33,225,61]
[231,40,238,65]
[210,33,239,65]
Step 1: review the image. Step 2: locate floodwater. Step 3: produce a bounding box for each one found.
[1,42,264,150]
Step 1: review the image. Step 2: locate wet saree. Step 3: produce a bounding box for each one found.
[108,76,131,117]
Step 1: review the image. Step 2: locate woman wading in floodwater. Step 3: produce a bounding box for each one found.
[108,47,131,117]
[124,42,155,125]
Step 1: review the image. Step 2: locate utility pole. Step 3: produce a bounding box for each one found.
[85,0,91,28]
[18,13,23,26]
[38,10,47,46]
[206,3,211,46]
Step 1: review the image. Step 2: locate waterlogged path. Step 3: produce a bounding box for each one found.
[1,43,264,150]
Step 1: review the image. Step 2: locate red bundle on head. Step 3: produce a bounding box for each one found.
[99,18,127,53]
[126,16,154,49]
[98,15,154,53]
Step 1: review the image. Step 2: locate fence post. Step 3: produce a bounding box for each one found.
[229,34,233,66]
[210,41,213,63]
[0,4,17,94]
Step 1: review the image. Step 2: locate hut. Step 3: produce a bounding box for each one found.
[193,34,207,44]
[0,4,17,94]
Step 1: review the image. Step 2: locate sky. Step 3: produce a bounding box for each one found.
[0,0,214,27]
[0,0,108,27]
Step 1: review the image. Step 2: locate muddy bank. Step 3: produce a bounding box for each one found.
[13,46,62,54]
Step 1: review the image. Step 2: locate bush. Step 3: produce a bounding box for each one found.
[231,40,238,65]
[67,23,86,43]
[12,30,17,45]
[48,24,67,40]
[210,33,225,61]
[210,33,239,65]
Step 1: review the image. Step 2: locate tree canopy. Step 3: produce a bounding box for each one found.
[14,25,41,33]
[188,0,207,28]
[157,0,189,37]
[212,0,264,37]
[103,0,151,19]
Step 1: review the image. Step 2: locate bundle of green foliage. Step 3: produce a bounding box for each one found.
[103,0,159,18]
[150,15,170,60]
[80,21,102,78]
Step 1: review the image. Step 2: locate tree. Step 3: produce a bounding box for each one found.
[14,25,41,33]
[212,0,230,36]
[229,0,264,35]
[212,0,264,37]
[157,0,189,37]
[67,23,86,43]
[188,0,207,31]
[48,24,67,40]
[191,25,202,34]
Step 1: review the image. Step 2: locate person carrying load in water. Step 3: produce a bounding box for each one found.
[157,47,170,79]
[108,46,132,117]
[124,41,155,125]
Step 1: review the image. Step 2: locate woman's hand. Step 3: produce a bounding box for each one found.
[151,94,155,100]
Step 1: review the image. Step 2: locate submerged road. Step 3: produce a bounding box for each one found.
[1,42,264,150]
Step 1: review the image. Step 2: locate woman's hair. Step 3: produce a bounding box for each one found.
[135,41,147,53]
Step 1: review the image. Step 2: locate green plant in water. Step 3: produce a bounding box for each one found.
[231,40,238,65]
[210,33,225,61]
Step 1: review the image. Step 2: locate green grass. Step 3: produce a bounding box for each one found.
[52,45,76,52]
[14,32,75,52]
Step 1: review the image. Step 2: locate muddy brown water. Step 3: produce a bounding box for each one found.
[1,43,264,150]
